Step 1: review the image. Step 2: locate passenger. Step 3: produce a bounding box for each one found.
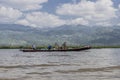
[32,45,36,50]
[62,42,67,50]
[54,42,59,50]
[48,45,52,50]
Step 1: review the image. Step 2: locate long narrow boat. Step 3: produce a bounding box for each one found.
[20,46,91,52]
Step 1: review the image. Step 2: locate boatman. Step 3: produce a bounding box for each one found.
[48,45,52,50]
[32,45,36,50]
[62,42,67,50]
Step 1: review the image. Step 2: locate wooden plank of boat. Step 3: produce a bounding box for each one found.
[20,46,91,52]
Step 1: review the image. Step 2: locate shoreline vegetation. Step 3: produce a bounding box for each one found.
[0,45,120,49]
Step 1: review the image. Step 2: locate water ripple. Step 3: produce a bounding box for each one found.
[0,64,59,69]
[55,65,120,73]
[27,72,52,75]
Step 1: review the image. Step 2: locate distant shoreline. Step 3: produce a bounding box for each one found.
[92,46,120,49]
[0,45,120,49]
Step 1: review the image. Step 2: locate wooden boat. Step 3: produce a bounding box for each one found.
[20,46,91,52]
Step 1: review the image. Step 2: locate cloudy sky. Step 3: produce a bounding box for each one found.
[0,0,120,28]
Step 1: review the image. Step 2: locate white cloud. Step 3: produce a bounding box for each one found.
[67,18,89,26]
[57,0,95,16]
[0,0,48,11]
[0,6,22,23]
[0,0,119,28]
[16,19,30,26]
[16,13,89,27]
[56,0,117,26]
[95,22,112,26]
[16,12,65,28]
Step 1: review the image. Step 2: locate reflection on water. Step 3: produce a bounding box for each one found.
[0,49,120,80]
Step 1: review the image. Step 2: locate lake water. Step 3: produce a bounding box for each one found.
[0,49,120,80]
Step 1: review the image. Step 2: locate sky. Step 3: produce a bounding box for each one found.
[0,0,120,28]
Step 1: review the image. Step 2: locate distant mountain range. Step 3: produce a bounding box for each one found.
[0,24,120,46]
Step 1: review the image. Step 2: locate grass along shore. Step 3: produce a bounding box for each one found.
[0,45,120,49]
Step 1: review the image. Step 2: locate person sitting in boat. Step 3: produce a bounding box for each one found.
[32,44,36,50]
[48,45,52,50]
[54,42,59,50]
[62,42,67,50]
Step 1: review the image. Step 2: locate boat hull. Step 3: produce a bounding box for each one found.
[20,46,91,52]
